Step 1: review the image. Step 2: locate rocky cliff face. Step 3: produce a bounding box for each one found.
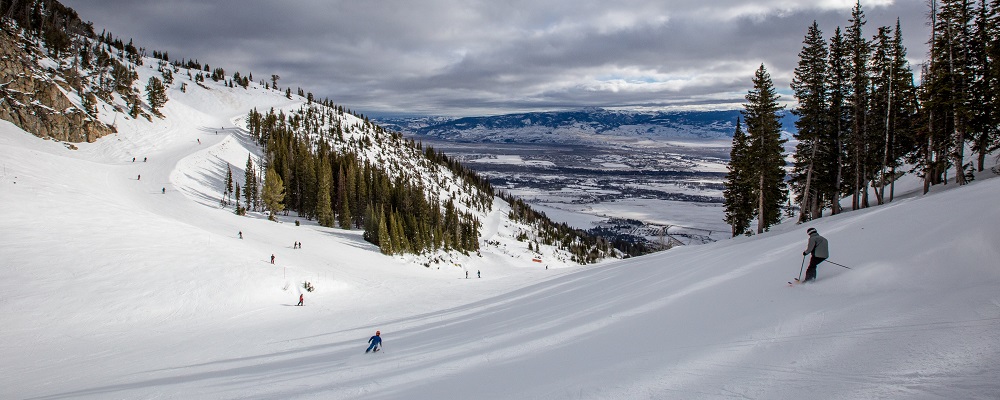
[0,29,112,143]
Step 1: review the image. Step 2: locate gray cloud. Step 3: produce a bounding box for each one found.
[61,0,930,116]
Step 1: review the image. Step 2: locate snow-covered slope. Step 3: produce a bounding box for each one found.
[1,36,999,399]
[2,103,999,399]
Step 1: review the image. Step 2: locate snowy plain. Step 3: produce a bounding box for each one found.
[1,66,999,399]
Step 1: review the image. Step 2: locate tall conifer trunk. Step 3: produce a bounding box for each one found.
[757,173,765,234]
[800,145,816,222]
[834,123,843,214]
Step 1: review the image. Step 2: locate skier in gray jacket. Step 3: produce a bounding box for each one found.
[802,227,828,282]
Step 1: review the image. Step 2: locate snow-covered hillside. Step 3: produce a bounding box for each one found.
[2,76,1000,399]
[1,28,999,399]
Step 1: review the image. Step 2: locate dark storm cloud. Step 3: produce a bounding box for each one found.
[61,0,929,116]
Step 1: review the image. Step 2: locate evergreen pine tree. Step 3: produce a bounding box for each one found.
[293,140,317,217]
[869,25,894,205]
[885,19,919,202]
[378,207,392,254]
[924,0,976,187]
[363,203,376,241]
[870,20,919,203]
[969,0,998,171]
[145,76,167,116]
[723,118,753,237]
[225,165,234,206]
[396,213,410,253]
[790,21,830,222]
[245,154,256,211]
[388,210,402,254]
[316,159,334,227]
[234,183,242,215]
[987,0,1000,162]
[262,166,286,221]
[742,64,788,234]
[846,0,872,208]
[337,166,351,229]
[828,27,851,215]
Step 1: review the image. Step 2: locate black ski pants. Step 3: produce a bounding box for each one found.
[804,256,826,282]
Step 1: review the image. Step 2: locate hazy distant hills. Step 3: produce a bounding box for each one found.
[377,108,797,144]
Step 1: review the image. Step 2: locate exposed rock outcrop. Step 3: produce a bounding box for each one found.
[0,29,112,143]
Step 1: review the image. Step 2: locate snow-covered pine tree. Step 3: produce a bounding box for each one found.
[145,76,167,116]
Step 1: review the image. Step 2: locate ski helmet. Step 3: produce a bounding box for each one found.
[806,227,817,235]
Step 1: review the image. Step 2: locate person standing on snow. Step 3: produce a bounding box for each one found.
[802,227,829,282]
[271,254,275,264]
[297,294,304,306]
[366,330,382,353]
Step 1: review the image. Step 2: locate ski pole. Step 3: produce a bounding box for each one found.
[797,254,806,281]
[824,260,852,269]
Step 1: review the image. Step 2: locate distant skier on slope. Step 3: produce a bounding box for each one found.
[297,293,304,306]
[366,330,382,353]
[802,227,829,282]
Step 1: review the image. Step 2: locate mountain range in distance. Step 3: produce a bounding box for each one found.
[373,107,802,245]
[375,108,798,144]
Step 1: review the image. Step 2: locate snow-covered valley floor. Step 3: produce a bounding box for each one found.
[2,82,999,399]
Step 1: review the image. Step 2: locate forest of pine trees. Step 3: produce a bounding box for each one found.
[499,192,620,264]
[2,0,622,263]
[238,103,622,262]
[242,104,487,256]
[725,0,1000,235]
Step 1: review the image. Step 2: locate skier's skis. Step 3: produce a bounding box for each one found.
[788,278,802,286]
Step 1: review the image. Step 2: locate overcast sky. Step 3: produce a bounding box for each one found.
[61,0,930,117]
